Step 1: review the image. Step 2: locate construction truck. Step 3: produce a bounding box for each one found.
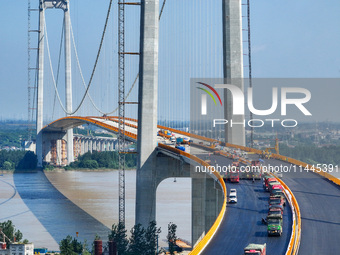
[270,184,284,197]
[227,162,240,182]
[268,207,283,217]
[244,243,266,255]
[175,145,185,152]
[230,171,240,183]
[267,214,283,236]
[269,195,286,207]
[251,160,262,180]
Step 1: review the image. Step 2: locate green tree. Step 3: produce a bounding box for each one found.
[59,235,76,255]
[167,222,177,255]
[128,224,146,255]
[71,238,83,254]
[82,240,91,255]
[0,220,23,247]
[3,161,13,170]
[108,222,128,255]
[144,221,161,255]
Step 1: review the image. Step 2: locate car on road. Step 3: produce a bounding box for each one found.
[244,243,266,255]
[229,189,237,203]
[230,188,237,194]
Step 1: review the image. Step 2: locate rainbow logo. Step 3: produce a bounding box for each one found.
[196,82,222,115]
[196,82,222,106]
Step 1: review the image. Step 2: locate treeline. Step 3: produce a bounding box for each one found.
[279,144,340,165]
[59,221,181,255]
[0,129,28,149]
[69,151,137,169]
[0,150,37,170]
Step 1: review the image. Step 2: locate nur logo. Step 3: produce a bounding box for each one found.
[197,82,312,116]
[196,82,222,115]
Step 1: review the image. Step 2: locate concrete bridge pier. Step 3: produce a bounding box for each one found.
[192,175,222,246]
[41,131,67,166]
[136,154,222,246]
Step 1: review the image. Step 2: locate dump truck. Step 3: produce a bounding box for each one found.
[265,178,279,192]
[269,195,286,206]
[251,160,262,180]
[227,162,240,182]
[269,195,286,207]
[269,204,284,212]
[270,184,284,197]
[268,207,283,217]
[267,214,283,236]
[244,243,266,255]
[268,181,281,193]
[176,137,183,143]
[230,171,240,183]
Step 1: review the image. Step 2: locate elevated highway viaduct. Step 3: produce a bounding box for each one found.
[266,158,340,254]
[41,116,340,254]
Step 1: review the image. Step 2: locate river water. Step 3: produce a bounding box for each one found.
[0,170,191,250]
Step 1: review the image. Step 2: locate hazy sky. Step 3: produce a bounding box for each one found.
[0,0,339,121]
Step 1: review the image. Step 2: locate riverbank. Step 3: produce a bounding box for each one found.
[45,167,136,172]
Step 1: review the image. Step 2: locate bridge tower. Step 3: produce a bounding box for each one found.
[223,0,245,146]
[36,0,74,167]
[136,0,160,227]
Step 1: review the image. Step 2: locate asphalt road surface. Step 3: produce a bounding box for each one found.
[266,158,340,254]
[196,154,292,255]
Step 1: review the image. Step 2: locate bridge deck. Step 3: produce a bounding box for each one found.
[198,154,292,255]
[268,159,340,254]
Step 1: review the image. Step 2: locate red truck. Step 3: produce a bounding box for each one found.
[270,184,284,197]
[230,171,240,183]
[264,177,277,191]
[229,162,240,182]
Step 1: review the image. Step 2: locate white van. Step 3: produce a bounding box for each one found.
[229,189,237,203]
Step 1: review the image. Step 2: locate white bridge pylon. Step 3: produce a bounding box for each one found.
[36,0,73,167]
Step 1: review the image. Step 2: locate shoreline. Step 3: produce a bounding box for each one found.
[0,168,136,174]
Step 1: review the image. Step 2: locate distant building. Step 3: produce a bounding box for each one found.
[0,243,34,255]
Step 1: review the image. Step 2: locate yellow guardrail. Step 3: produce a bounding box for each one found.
[270,153,340,186]
[274,177,301,255]
[159,142,302,255]
[158,144,227,255]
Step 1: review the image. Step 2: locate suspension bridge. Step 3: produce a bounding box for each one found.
[25,0,340,254]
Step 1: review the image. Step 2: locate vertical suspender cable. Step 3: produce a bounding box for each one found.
[247,0,253,147]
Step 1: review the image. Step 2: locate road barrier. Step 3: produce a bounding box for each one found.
[270,153,340,186]
[274,176,301,255]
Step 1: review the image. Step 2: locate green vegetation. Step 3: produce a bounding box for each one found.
[167,222,178,255]
[59,221,163,255]
[109,221,161,255]
[0,120,34,149]
[69,151,136,169]
[279,144,340,165]
[0,151,37,170]
[59,235,90,255]
[0,220,24,247]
